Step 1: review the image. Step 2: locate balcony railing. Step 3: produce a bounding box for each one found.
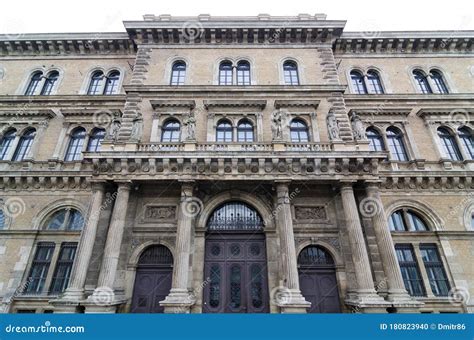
[136,142,332,152]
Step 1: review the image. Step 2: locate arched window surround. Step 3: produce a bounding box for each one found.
[81,67,124,95]
[216,119,233,142]
[236,119,254,142]
[386,126,410,162]
[385,200,443,232]
[21,68,63,96]
[409,66,455,94]
[170,60,187,86]
[365,126,385,152]
[214,57,255,86]
[457,126,473,160]
[346,67,389,94]
[437,126,462,161]
[12,128,36,161]
[0,128,18,161]
[64,127,87,162]
[289,118,310,143]
[161,119,182,142]
[32,200,86,231]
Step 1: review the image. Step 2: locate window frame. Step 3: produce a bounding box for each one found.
[236,120,254,142]
[87,71,105,95]
[49,243,78,294]
[216,120,233,142]
[103,70,121,95]
[437,127,462,161]
[386,127,409,161]
[24,242,56,295]
[366,127,385,152]
[429,70,449,94]
[236,61,251,86]
[40,71,59,96]
[161,119,181,142]
[419,244,451,297]
[64,127,86,161]
[389,208,429,232]
[170,61,187,86]
[413,70,433,94]
[283,61,300,86]
[350,70,368,94]
[86,128,106,152]
[0,129,17,160]
[289,119,309,143]
[44,208,84,231]
[218,61,233,86]
[458,127,473,160]
[12,128,36,161]
[395,244,426,297]
[24,72,43,96]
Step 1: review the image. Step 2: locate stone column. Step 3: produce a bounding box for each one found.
[89,181,131,304]
[275,182,310,313]
[340,182,386,308]
[61,182,106,301]
[161,181,196,313]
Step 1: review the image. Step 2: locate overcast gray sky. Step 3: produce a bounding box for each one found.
[1,0,473,34]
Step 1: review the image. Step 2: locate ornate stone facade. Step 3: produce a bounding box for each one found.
[0,14,472,314]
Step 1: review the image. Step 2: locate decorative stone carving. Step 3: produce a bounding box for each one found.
[351,112,365,141]
[294,206,327,221]
[183,111,196,141]
[271,109,285,141]
[130,113,143,141]
[143,205,177,221]
[327,109,340,140]
[106,119,121,141]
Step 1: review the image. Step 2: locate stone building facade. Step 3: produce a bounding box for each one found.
[0,14,472,314]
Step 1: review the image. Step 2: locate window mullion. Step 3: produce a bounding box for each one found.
[43,243,61,295]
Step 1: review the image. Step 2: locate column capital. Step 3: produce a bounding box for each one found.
[339,181,355,191]
[180,180,195,197]
[115,180,133,191]
[91,181,106,192]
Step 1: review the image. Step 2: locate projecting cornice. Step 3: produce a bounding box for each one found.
[0,32,135,56]
[416,108,474,117]
[348,108,411,117]
[203,100,267,110]
[150,100,196,110]
[124,14,346,45]
[334,31,474,54]
[60,108,123,117]
[0,108,56,118]
[274,100,320,109]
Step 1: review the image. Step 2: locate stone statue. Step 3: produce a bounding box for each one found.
[184,111,196,141]
[327,109,340,140]
[106,119,121,141]
[351,112,365,141]
[130,113,143,141]
[271,110,285,140]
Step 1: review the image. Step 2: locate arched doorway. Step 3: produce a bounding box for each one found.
[203,201,269,313]
[298,245,341,313]
[131,245,173,313]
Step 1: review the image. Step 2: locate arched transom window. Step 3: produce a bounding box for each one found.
[44,208,84,231]
[389,209,429,231]
[207,202,263,231]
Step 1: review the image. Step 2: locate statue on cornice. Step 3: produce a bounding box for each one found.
[184,111,196,141]
[130,113,143,142]
[327,109,340,140]
[106,119,121,141]
[271,109,285,141]
[351,112,365,141]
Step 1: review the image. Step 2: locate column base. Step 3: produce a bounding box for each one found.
[160,289,196,313]
[387,289,424,311]
[59,287,86,301]
[346,290,392,313]
[49,298,81,313]
[275,288,311,314]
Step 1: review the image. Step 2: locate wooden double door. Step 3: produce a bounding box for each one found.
[203,233,269,313]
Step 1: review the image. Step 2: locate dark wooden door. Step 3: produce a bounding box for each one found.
[298,268,341,313]
[203,233,269,313]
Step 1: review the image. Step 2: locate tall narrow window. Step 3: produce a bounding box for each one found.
[236,61,250,85]
[40,71,59,95]
[161,120,181,142]
[24,243,55,294]
[350,70,368,94]
[170,61,186,86]
[25,72,43,96]
[65,128,86,161]
[12,129,36,161]
[413,70,433,94]
[437,127,462,161]
[103,71,120,95]
[430,70,449,94]
[395,245,426,297]
[49,243,77,294]
[0,209,5,230]
[366,70,384,94]
[216,121,233,142]
[86,128,106,152]
[420,244,450,296]
[0,129,16,160]
[290,119,309,142]
[283,61,299,85]
[458,127,473,160]
[386,127,408,161]
[87,71,104,95]
[389,209,429,232]
[366,128,385,151]
[219,61,233,85]
[237,120,254,142]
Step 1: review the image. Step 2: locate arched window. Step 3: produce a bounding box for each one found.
[430,70,449,94]
[103,70,120,95]
[12,129,36,161]
[350,70,367,94]
[44,208,84,231]
[283,61,299,85]
[87,71,104,95]
[236,61,250,85]
[86,128,106,152]
[389,209,429,231]
[290,119,309,142]
[40,71,59,95]
[458,127,473,159]
[65,128,86,161]
[237,120,254,142]
[413,70,432,94]
[219,61,233,85]
[207,201,263,231]
[25,72,43,96]
[366,128,385,151]
[161,120,181,142]
[386,127,408,161]
[366,70,384,94]
[298,246,334,266]
[170,61,186,86]
[0,129,16,160]
[216,120,233,142]
[437,127,462,161]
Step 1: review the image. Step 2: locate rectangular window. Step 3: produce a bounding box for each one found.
[395,244,425,297]
[24,243,55,294]
[420,244,450,296]
[49,243,77,294]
